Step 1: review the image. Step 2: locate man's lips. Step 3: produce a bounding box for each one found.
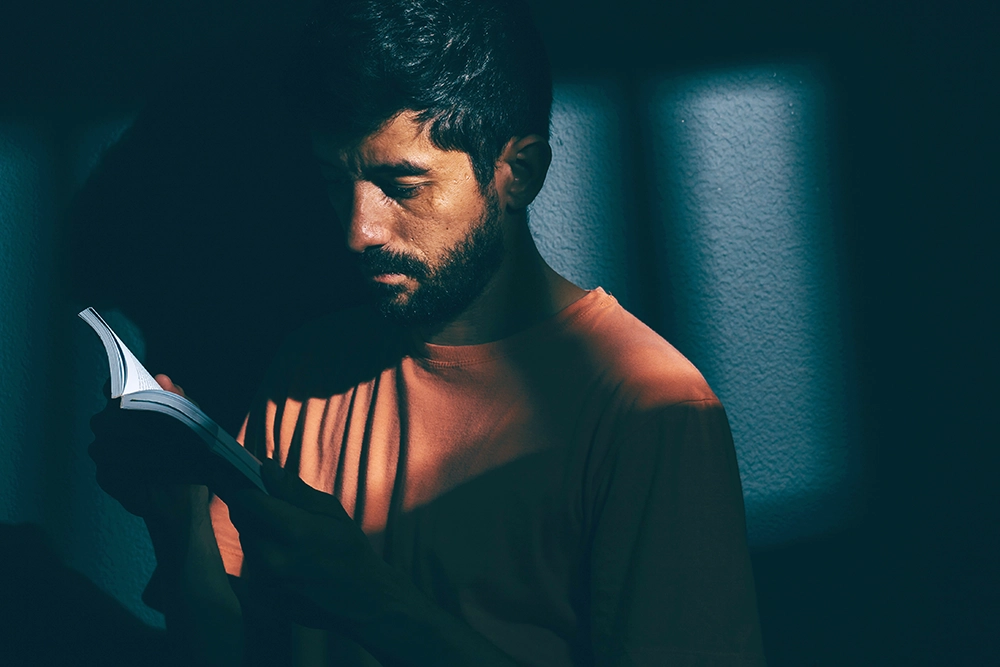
[357,248,426,283]
[369,272,408,284]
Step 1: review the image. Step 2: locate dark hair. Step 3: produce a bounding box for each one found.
[291,0,552,189]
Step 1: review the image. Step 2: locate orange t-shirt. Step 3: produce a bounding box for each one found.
[210,288,764,665]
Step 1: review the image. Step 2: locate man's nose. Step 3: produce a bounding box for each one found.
[345,181,393,253]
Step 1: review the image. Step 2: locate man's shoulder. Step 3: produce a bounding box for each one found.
[567,291,718,410]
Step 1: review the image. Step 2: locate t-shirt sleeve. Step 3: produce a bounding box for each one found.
[588,399,766,666]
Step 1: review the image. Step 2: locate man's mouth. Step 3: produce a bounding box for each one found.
[370,272,408,284]
[357,248,427,285]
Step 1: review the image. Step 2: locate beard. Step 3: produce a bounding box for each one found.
[356,188,505,329]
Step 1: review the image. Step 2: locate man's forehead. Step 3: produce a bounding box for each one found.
[311,111,472,175]
[313,112,427,164]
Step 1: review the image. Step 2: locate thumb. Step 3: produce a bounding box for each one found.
[154,374,201,407]
[154,374,185,397]
[261,458,343,517]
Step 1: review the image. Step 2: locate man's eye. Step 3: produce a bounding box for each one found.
[379,182,422,200]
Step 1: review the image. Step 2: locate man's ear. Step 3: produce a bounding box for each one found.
[497,135,552,212]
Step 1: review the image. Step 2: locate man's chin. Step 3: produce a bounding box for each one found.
[376,302,434,328]
[370,284,451,329]
[370,283,421,323]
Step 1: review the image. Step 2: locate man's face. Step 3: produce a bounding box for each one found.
[313,112,506,328]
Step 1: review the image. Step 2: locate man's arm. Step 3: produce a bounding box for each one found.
[223,460,519,667]
[141,488,244,666]
[588,399,766,666]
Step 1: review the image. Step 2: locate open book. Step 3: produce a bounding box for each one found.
[79,307,266,493]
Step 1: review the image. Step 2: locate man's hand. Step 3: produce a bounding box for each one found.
[88,374,246,665]
[88,374,211,523]
[224,460,397,631]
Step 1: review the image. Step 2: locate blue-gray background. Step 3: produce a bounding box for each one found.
[0,1,994,664]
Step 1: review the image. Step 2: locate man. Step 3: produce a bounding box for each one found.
[90,0,766,664]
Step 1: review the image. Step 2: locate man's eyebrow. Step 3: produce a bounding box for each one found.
[364,161,431,178]
[313,156,431,178]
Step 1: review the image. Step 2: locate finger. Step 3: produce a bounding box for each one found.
[239,531,296,581]
[90,408,214,486]
[154,373,201,408]
[89,406,163,456]
[154,374,185,397]
[225,487,305,540]
[204,452,262,500]
[261,458,349,519]
[225,482,350,548]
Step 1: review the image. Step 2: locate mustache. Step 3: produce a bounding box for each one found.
[356,247,429,279]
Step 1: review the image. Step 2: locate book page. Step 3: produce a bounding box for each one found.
[78,308,160,397]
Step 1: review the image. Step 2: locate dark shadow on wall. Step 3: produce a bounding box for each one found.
[48,39,374,662]
[0,523,170,666]
[64,42,369,434]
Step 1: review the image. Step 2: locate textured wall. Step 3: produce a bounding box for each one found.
[530,81,634,308]
[532,69,859,547]
[0,118,162,626]
[0,123,55,527]
[647,67,858,547]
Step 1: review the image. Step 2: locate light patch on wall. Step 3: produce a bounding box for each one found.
[530,80,633,308]
[645,66,859,547]
[0,122,55,525]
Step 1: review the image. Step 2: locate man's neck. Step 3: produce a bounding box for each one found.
[419,224,587,346]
